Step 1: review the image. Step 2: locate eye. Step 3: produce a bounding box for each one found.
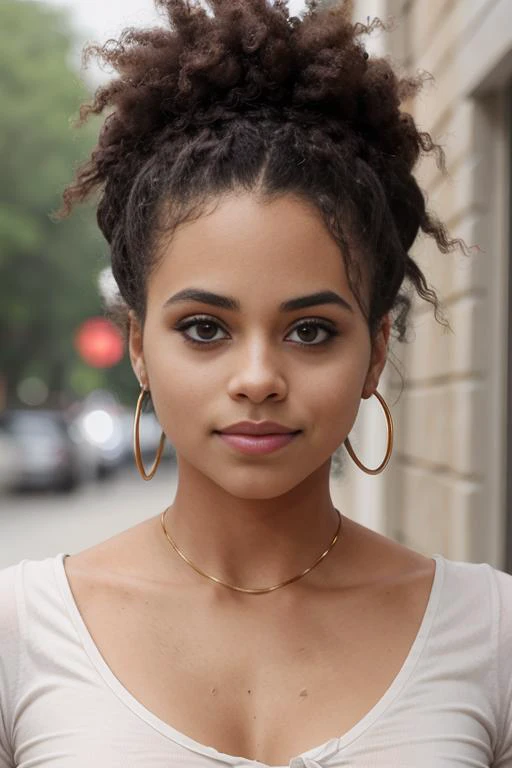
[174,316,228,346]
[287,320,338,346]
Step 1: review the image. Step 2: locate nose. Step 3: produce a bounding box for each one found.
[226,336,287,404]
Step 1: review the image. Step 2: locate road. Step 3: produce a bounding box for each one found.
[0,463,178,570]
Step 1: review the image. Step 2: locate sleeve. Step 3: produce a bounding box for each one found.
[493,566,512,767]
[0,563,20,768]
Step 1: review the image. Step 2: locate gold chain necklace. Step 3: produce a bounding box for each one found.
[160,506,343,595]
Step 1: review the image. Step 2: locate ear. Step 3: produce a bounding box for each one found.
[362,314,391,399]
[128,310,148,390]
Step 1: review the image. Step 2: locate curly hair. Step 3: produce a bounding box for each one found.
[57,0,468,344]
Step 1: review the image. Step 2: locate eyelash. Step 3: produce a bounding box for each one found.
[174,315,339,348]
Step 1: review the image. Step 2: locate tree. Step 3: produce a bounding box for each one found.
[0,0,135,407]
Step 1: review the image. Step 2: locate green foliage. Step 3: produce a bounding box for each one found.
[0,0,135,407]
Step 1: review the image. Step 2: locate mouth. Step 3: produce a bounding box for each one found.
[214,430,302,456]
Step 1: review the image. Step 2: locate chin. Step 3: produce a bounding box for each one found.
[203,461,321,499]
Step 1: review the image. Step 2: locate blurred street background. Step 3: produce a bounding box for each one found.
[0,0,184,569]
[1,0,511,572]
[2,463,176,567]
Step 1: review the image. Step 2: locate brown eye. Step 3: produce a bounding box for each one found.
[175,316,229,346]
[297,325,319,343]
[195,322,218,340]
[287,320,337,346]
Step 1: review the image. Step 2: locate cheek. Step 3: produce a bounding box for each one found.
[140,328,210,433]
[148,360,213,439]
[301,349,369,440]
[305,375,362,442]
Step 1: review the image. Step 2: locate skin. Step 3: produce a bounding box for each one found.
[64,191,436,763]
[129,191,391,589]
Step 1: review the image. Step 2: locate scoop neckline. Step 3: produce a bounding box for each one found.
[53,550,445,767]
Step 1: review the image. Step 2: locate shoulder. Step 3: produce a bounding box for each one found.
[491,564,512,603]
[434,555,507,609]
[0,561,20,650]
[0,560,24,738]
[65,516,160,575]
[0,554,69,645]
[485,565,512,764]
[0,560,18,603]
[489,565,512,648]
[440,556,512,609]
[432,557,512,656]
[0,555,68,760]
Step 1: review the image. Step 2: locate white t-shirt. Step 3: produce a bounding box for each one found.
[0,552,511,767]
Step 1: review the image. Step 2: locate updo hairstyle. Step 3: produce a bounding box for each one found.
[57,0,468,345]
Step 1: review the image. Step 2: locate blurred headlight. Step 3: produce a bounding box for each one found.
[82,410,114,445]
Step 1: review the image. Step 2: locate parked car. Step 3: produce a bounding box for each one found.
[0,409,96,493]
[69,393,127,480]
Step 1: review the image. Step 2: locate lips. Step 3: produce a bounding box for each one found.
[216,421,300,436]
[215,431,301,455]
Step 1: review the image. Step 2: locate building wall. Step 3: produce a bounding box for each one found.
[379,0,511,567]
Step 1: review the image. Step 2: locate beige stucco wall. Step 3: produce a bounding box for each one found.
[384,0,510,567]
[330,0,511,568]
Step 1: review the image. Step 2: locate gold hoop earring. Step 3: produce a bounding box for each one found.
[344,390,394,475]
[133,388,166,481]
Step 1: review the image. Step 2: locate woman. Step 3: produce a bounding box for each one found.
[0,1,510,766]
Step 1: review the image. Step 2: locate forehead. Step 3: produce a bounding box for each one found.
[148,193,356,308]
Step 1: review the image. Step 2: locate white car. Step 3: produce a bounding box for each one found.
[1,409,96,493]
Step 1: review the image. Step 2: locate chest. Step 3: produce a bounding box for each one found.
[63,561,434,766]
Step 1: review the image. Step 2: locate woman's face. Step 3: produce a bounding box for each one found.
[129,192,390,499]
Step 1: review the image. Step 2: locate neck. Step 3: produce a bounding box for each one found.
[159,457,342,591]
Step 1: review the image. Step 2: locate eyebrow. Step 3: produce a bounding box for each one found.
[163,288,353,313]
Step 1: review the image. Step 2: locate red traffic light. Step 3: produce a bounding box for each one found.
[74,317,124,369]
